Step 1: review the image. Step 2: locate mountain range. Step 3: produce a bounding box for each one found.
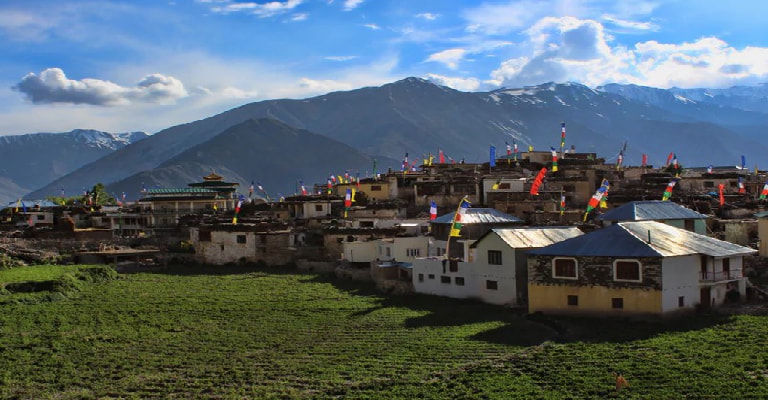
[0,130,148,205]
[12,78,768,202]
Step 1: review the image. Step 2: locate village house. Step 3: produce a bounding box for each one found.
[430,207,523,259]
[189,224,294,266]
[598,200,710,235]
[527,220,756,316]
[411,226,583,306]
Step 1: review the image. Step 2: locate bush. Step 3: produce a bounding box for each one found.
[78,266,118,283]
[52,273,84,294]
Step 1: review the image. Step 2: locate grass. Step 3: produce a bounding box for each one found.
[0,264,766,398]
[0,264,85,283]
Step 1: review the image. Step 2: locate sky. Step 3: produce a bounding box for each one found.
[1,0,768,136]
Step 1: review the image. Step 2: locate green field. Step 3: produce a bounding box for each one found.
[1,264,767,398]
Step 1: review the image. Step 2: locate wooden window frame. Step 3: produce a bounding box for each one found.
[552,257,578,280]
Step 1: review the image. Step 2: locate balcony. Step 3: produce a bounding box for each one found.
[700,269,742,282]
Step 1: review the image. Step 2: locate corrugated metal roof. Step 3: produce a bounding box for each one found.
[754,211,768,218]
[598,200,708,221]
[475,227,584,249]
[530,220,756,258]
[432,208,522,224]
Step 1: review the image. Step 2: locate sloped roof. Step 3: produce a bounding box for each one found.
[431,208,523,224]
[598,200,708,221]
[471,226,583,249]
[530,220,755,258]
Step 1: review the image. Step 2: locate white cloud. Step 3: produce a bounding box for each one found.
[343,0,364,11]
[290,13,308,21]
[416,13,438,21]
[298,78,354,92]
[425,74,481,91]
[486,15,768,89]
[601,15,658,32]
[324,56,358,61]
[13,68,188,106]
[462,1,550,35]
[210,0,303,17]
[363,23,380,30]
[426,48,467,69]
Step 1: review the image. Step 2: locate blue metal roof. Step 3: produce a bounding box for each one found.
[598,200,708,221]
[432,208,523,224]
[530,221,755,258]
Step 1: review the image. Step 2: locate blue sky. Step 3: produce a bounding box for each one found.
[1,0,767,135]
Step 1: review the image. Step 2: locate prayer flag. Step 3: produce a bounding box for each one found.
[550,147,559,172]
[665,152,674,167]
[719,183,725,205]
[560,194,566,215]
[662,179,678,201]
[449,197,471,237]
[583,179,610,221]
[641,153,648,167]
[490,145,496,167]
[560,122,566,153]
[742,155,746,170]
[530,168,548,195]
[616,151,624,170]
[430,201,437,220]
[439,150,445,164]
[707,165,713,174]
[738,177,746,194]
[761,182,768,199]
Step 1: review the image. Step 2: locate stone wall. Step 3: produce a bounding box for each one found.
[529,255,663,290]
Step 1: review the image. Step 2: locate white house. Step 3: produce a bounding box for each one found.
[528,221,756,316]
[412,227,583,306]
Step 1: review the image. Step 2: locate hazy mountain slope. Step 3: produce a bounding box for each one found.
[104,118,390,199]
[0,129,148,204]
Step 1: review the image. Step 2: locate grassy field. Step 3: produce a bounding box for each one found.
[0,264,767,398]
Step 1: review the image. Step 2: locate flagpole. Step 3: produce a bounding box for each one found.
[444,196,467,261]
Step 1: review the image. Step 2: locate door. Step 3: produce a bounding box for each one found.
[700,287,711,309]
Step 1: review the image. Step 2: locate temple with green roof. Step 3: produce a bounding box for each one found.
[138,172,240,229]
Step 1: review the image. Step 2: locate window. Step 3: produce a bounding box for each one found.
[428,274,435,280]
[499,182,510,189]
[567,295,578,306]
[370,185,382,191]
[723,258,731,279]
[678,296,685,307]
[315,204,324,212]
[700,255,708,280]
[684,219,695,232]
[441,276,451,284]
[235,235,246,244]
[729,181,738,188]
[455,277,465,286]
[359,221,374,228]
[449,259,458,272]
[486,280,498,290]
[37,215,45,220]
[488,250,502,265]
[612,298,624,309]
[418,273,424,282]
[703,181,714,188]
[199,231,211,242]
[553,258,578,279]
[614,260,641,282]
[385,247,391,257]
[407,248,421,257]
